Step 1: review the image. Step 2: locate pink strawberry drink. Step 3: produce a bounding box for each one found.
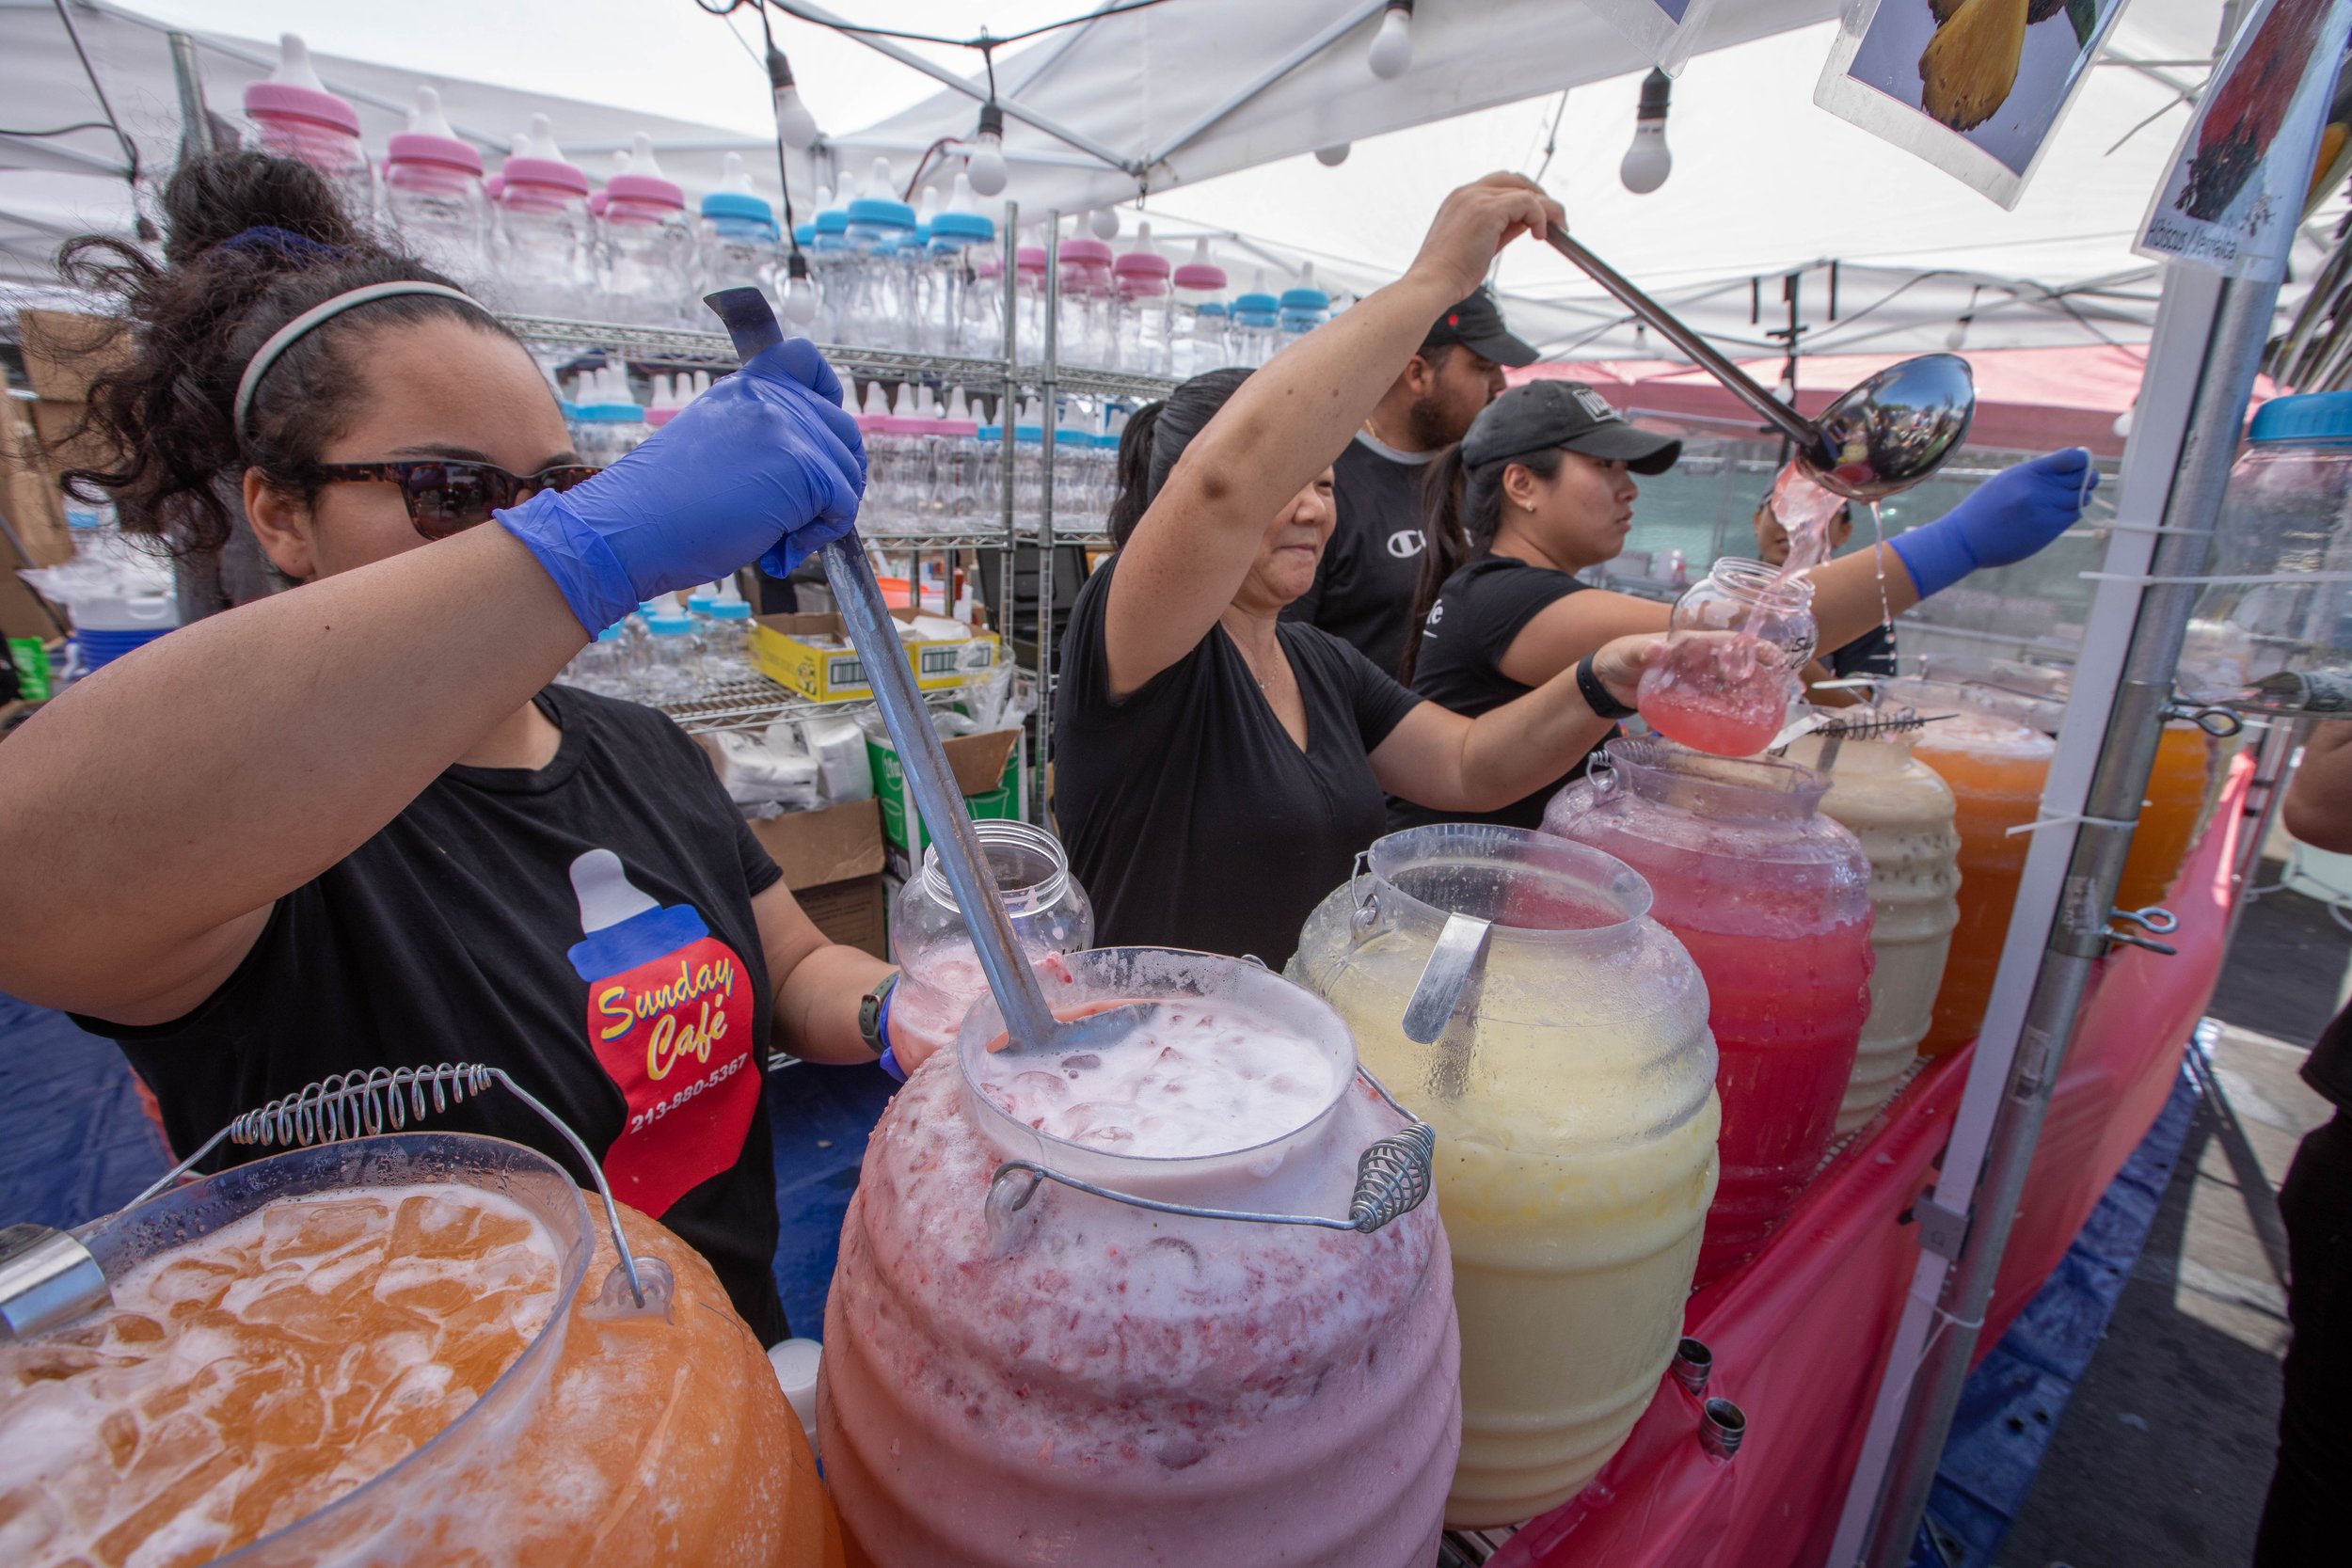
[819,948,1461,1567]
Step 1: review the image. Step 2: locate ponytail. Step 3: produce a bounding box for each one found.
[1396,442,1566,683]
[1107,400,1166,547]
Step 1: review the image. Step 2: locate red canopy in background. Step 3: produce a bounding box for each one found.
[1514,346,2273,460]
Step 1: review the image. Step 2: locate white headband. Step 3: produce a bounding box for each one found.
[231,280,484,444]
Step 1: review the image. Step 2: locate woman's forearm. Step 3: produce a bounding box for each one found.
[773,942,894,1065]
[0,525,583,1002]
[1377,673,1616,812]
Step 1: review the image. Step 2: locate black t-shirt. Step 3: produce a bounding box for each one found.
[80,685,790,1344]
[1830,621,1899,682]
[1394,552,1608,832]
[1057,553,1425,965]
[1280,433,1435,679]
[2307,1000,2352,1111]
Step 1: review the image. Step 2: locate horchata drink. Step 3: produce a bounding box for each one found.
[0,1133,838,1568]
[819,948,1459,1568]
[1785,728,1962,1134]
[1289,825,1718,1528]
[1547,738,1873,1286]
[1910,709,2057,1055]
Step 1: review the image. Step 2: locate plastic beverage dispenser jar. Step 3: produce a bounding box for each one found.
[888,820,1094,1047]
[1546,738,1874,1284]
[381,87,491,289]
[1638,558,1819,757]
[1277,262,1331,353]
[927,173,998,356]
[601,134,696,327]
[1170,239,1229,379]
[818,948,1460,1567]
[0,1132,839,1567]
[698,150,783,300]
[2181,390,2352,710]
[1112,223,1174,377]
[243,34,372,218]
[1057,230,1118,369]
[1898,695,2057,1055]
[1288,825,1717,1528]
[495,116,595,319]
[1784,726,1962,1134]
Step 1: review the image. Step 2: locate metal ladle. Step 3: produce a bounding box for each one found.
[1544,229,1976,501]
[706,289,1160,1060]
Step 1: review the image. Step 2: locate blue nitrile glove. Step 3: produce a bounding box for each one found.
[1887,447,2096,601]
[498,338,865,634]
[876,983,907,1082]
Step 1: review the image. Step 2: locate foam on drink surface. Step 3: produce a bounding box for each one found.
[972,997,1339,1157]
[0,1183,561,1568]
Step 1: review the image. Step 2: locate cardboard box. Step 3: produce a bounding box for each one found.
[867,726,1023,881]
[749,610,999,703]
[743,799,886,891]
[2,404,73,569]
[16,309,129,404]
[0,515,69,642]
[795,874,887,958]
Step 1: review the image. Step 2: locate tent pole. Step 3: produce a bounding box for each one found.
[167,32,215,163]
[1851,262,2282,1568]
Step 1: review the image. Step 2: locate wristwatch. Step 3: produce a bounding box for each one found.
[857,974,898,1057]
[1576,652,1637,721]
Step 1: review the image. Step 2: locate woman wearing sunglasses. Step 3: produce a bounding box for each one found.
[0,151,897,1345]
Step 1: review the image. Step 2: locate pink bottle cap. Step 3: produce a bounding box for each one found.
[485,174,506,199]
[387,132,484,177]
[1114,248,1170,280]
[245,80,361,137]
[644,405,679,428]
[502,158,591,198]
[607,173,685,210]
[1174,259,1228,290]
[1058,237,1113,266]
[1015,245,1047,274]
[586,191,610,216]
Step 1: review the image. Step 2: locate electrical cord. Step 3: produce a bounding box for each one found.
[46,0,138,186]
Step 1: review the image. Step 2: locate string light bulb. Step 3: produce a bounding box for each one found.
[1369,1,1415,80]
[1619,69,1672,195]
[1945,315,1972,351]
[966,101,1008,197]
[1315,143,1351,166]
[766,45,819,151]
[1090,207,1120,240]
[780,252,818,329]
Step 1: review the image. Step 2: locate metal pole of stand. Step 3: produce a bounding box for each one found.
[1853,266,2283,1567]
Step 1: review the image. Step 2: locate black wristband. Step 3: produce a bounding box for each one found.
[1576,653,1637,721]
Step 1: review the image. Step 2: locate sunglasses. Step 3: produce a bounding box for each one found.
[311,460,602,540]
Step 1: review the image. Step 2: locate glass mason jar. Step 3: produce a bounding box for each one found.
[5,1132,833,1565]
[888,820,1093,1045]
[819,947,1460,1568]
[1289,824,1717,1528]
[1545,738,1874,1285]
[2180,390,2352,709]
[1784,727,1962,1134]
[1637,558,1818,757]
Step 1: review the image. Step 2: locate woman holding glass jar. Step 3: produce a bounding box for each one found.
[1393,382,2097,829]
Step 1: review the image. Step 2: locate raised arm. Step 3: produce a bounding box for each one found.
[1104,174,1562,697]
[1375,633,1660,810]
[0,342,863,1022]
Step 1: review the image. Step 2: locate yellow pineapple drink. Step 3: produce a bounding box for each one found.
[1290,826,1717,1528]
[1786,730,1962,1133]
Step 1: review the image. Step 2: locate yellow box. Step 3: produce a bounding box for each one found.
[749,610,999,703]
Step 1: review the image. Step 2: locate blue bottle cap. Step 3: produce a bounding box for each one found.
[1279,285,1330,311]
[846,195,917,230]
[2249,390,2352,444]
[930,209,994,243]
[700,189,777,232]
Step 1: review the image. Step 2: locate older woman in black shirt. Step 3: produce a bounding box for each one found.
[1054,174,1664,963]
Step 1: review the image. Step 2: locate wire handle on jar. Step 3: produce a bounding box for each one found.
[120,1063,656,1313]
[983,1065,1436,1240]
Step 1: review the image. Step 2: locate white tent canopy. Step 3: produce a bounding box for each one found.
[0,0,2316,363]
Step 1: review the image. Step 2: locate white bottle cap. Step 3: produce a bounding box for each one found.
[713,576,747,607]
[863,382,889,417]
[946,387,970,421]
[862,156,894,200]
[720,150,756,197]
[610,149,632,177]
[528,113,566,165]
[509,130,531,159]
[273,33,326,91]
[891,384,912,418]
[691,370,711,398]
[916,186,941,225]
[768,1338,822,1449]
[407,85,456,139]
[814,182,839,214]
[947,171,980,215]
[569,848,660,933]
[629,131,664,182]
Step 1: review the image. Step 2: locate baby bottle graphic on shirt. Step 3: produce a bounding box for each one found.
[566,848,758,1217]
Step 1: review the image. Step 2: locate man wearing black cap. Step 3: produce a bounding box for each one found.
[1280,286,1536,676]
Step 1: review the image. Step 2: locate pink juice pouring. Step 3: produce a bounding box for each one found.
[818,950,1460,1567]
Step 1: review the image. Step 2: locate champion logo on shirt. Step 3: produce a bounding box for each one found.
[1387,528,1425,560]
[564,848,760,1217]
[1423,599,1445,630]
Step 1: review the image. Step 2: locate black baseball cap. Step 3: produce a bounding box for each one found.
[1422,287,1538,368]
[1461,379,1682,474]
